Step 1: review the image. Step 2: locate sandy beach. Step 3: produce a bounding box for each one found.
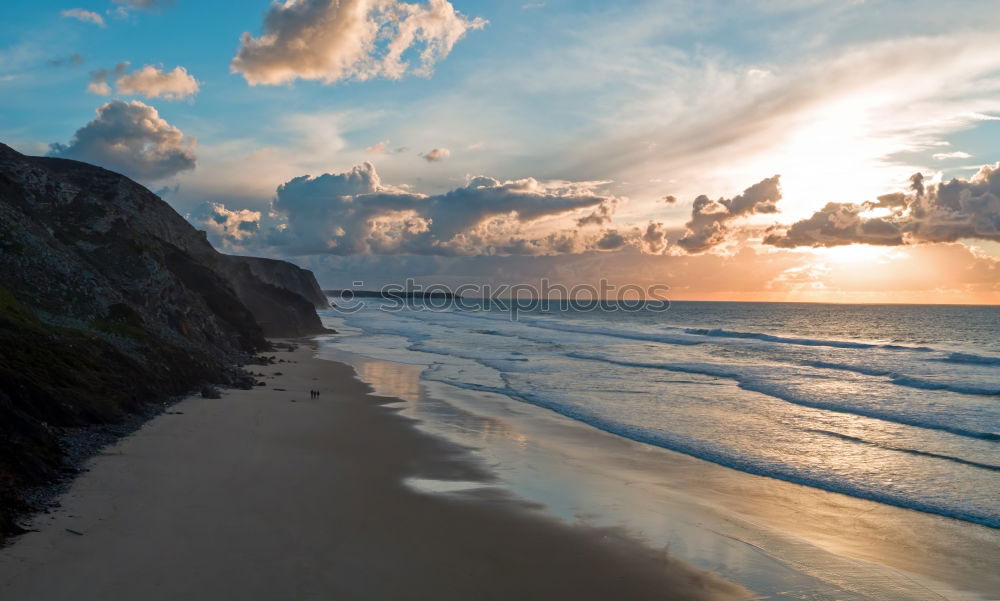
[4,2,999,597]
[0,341,749,601]
[320,342,1000,601]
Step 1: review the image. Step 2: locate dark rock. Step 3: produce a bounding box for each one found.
[0,142,330,539]
[200,386,222,399]
[228,256,327,309]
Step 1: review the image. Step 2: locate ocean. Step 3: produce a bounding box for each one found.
[321,300,1000,530]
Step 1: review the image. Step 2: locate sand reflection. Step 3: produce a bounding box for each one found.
[317,343,1000,601]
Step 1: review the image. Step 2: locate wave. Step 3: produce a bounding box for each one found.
[940,351,1000,366]
[397,311,1000,397]
[504,317,707,347]
[502,315,948,355]
[425,373,1000,529]
[340,306,1000,528]
[565,352,1000,441]
[389,308,999,371]
[805,429,1000,472]
[801,360,1000,396]
[682,327,937,351]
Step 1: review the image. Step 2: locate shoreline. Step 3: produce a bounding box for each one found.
[318,342,1000,601]
[0,340,748,601]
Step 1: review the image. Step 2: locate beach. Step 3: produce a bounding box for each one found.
[0,342,748,601]
[319,301,1000,600]
[4,2,1000,598]
[321,345,1000,601]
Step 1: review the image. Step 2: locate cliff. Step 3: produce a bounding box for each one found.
[220,255,330,337]
[0,143,328,538]
[230,256,328,308]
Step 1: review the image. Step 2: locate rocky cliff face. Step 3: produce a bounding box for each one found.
[229,256,329,308]
[219,255,330,337]
[0,143,329,538]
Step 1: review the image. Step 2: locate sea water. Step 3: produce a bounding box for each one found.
[321,300,1000,529]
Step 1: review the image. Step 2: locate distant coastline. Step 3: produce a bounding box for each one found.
[324,289,461,300]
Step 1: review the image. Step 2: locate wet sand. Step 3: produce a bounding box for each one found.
[322,345,1000,601]
[0,342,749,601]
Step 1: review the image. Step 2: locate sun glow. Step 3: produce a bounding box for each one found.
[736,96,920,223]
[810,244,902,265]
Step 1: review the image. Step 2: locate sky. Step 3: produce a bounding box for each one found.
[2,0,999,303]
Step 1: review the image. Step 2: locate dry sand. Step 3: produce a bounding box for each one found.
[0,341,750,601]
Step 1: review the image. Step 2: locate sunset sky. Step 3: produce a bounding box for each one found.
[2,0,999,303]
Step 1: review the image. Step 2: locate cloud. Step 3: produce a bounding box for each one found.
[116,65,199,100]
[366,140,389,153]
[49,99,197,181]
[641,222,668,253]
[594,229,628,250]
[48,53,85,68]
[189,202,262,250]
[678,176,782,253]
[764,203,904,248]
[86,63,198,99]
[421,147,451,162]
[298,239,999,304]
[202,162,610,256]
[576,201,615,227]
[113,0,174,10]
[548,31,1000,220]
[231,0,486,86]
[155,183,179,197]
[86,80,109,95]
[86,62,128,96]
[661,195,677,204]
[932,151,972,160]
[577,221,670,254]
[764,166,1000,247]
[60,9,105,27]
